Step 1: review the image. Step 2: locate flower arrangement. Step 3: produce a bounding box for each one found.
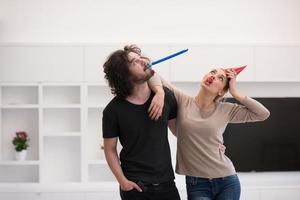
[12,131,29,152]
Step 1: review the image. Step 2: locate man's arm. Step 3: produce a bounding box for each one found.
[104,138,142,192]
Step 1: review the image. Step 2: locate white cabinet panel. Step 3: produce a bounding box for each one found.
[0,193,40,200]
[86,192,120,200]
[170,46,254,82]
[42,47,83,82]
[0,47,45,82]
[88,164,116,182]
[43,137,81,183]
[40,193,85,200]
[0,165,39,183]
[260,188,300,200]
[0,46,84,82]
[84,45,120,82]
[241,189,260,200]
[255,47,300,82]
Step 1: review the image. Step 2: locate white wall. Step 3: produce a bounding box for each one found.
[0,0,300,43]
[0,1,300,199]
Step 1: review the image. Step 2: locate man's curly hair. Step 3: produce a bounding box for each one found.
[103,45,143,99]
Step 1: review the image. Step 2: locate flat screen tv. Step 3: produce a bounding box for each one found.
[223,98,300,172]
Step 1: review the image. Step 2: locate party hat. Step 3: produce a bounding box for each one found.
[226,65,247,75]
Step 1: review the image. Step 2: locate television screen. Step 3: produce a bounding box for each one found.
[223,98,300,172]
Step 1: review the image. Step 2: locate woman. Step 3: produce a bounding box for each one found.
[148,67,270,200]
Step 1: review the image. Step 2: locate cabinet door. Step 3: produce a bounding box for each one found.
[84,45,120,82]
[41,47,83,82]
[86,192,120,200]
[170,46,254,82]
[0,47,44,82]
[255,47,300,82]
[0,193,40,200]
[0,46,84,82]
[260,188,300,200]
[241,189,260,200]
[40,193,85,200]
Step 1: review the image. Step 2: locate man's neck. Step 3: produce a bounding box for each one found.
[126,82,151,105]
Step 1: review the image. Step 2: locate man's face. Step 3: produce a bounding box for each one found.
[127,52,154,84]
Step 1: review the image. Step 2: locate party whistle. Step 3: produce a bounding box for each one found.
[148,49,189,68]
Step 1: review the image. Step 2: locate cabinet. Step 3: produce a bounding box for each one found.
[254,46,300,82]
[170,45,255,82]
[0,83,116,184]
[0,46,83,82]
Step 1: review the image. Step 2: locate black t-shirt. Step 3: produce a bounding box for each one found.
[102,87,177,183]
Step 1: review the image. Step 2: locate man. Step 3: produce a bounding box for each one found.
[102,45,181,200]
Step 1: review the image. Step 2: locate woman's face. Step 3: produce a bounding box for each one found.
[201,68,228,96]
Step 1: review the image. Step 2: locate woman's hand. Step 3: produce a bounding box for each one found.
[226,69,238,96]
[226,69,246,102]
[148,86,165,121]
[219,143,226,154]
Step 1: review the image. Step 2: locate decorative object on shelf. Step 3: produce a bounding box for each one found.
[12,131,30,161]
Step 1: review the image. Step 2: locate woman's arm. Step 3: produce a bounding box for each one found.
[149,72,187,102]
[148,73,165,120]
[226,69,270,122]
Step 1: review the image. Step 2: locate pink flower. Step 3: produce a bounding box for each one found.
[16,131,28,140]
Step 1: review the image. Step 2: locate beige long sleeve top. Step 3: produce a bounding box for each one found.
[149,73,270,178]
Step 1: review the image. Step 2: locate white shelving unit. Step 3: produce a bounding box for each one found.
[0,84,40,184]
[0,83,116,185]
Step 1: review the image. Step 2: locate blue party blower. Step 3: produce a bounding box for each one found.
[148,49,189,68]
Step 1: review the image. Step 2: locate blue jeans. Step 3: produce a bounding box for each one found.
[186,174,241,200]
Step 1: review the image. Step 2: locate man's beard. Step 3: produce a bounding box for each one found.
[131,68,154,84]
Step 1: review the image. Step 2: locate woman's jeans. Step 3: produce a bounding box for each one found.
[186,174,241,200]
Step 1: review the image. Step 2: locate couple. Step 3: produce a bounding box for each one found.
[102,45,270,200]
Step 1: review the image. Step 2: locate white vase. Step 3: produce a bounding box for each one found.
[15,150,27,161]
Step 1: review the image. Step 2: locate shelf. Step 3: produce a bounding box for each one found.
[87,86,113,107]
[87,108,102,132]
[1,86,38,105]
[0,165,39,183]
[43,86,80,105]
[1,108,39,161]
[86,133,104,161]
[42,104,81,108]
[88,160,106,165]
[0,160,39,166]
[0,83,119,184]
[1,105,39,109]
[87,105,106,108]
[43,137,81,183]
[88,164,115,182]
[86,108,104,160]
[43,108,81,133]
[43,132,82,137]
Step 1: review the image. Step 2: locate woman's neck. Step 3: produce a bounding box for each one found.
[195,89,216,110]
